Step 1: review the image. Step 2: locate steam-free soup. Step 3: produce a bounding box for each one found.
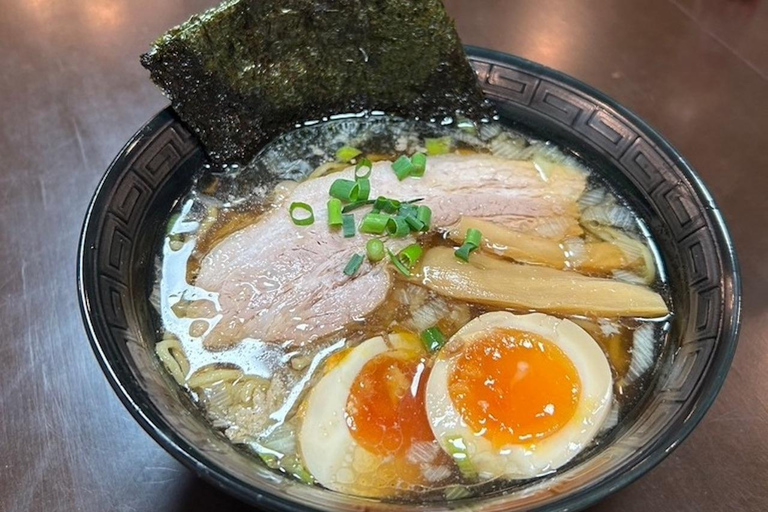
[153,116,671,500]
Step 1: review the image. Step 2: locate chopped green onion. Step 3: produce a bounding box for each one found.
[329,179,359,202]
[455,227,482,260]
[454,242,477,262]
[336,145,361,162]
[399,203,417,218]
[289,202,314,226]
[342,213,356,238]
[327,198,343,227]
[366,239,385,262]
[387,249,411,276]
[425,136,452,155]
[410,152,427,177]
[356,178,371,201]
[444,485,472,501]
[354,158,372,179]
[341,199,375,213]
[420,326,446,352]
[444,436,477,480]
[465,228,482,248]
[359,213,389,234]
[382,197,401,214]
[386,216,410,238]
[416,205,432,231]
[405,215,425,231]
[343,253,364,276]
[372,196,387,213]
[392,155,414,180]
[398,243,423,268]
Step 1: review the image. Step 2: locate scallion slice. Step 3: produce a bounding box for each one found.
[392,155,414,180]
[425,136,452,155]
[386,216,410,238]
[366,239,385,262]
[387,249,411,276]
[341,199,375,213]
[359,213,389,234]
[410,152,427,177]
[342,213,356,238]
[289,202,314,226]
[454,242,477,262]
[398,243,423,268]
[356,178,371,201]
[329,179,359,202]
[327,198,343,226]
[465,228,482,248]
[343,253,364,276]
[455,227,482,260]
[420,326,446,352]
[399,203,417,218]
[405,215,425,232]
[354,158,372,179]
[382,197,401,214]
[336,145,361,162]
[372,196,388,213]
[416,205,432,231]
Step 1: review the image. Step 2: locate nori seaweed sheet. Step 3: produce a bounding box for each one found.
[141,0,493,164]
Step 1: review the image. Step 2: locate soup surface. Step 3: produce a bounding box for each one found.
[152,116,671,500]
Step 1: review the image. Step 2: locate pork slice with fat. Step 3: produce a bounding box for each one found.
[194,154,586,349]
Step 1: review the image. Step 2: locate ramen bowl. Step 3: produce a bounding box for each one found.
[77,48,741,511]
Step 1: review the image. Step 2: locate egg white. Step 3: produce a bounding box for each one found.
[298,336,389,495]
[425,311,613,480]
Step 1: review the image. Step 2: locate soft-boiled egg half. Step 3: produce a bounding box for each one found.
[299,333,453,497]
[426,311,613,480]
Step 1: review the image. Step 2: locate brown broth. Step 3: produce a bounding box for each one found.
[152,116,672,501]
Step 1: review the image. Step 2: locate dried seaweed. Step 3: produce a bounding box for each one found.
[141,0,493,164]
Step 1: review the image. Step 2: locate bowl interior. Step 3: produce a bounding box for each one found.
[78,49,740,512]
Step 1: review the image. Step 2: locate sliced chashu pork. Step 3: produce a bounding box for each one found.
[195,154,586,349]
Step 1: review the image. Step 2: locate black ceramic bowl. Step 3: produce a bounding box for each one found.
[78,48,741,511]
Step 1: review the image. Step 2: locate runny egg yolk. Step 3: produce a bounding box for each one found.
[448,328,581,447]
[345,353,434,456]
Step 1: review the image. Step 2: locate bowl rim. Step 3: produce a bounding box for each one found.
[78,47,742,512]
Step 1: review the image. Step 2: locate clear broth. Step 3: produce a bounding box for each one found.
[152,116,672,501]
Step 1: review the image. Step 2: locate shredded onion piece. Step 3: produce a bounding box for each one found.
[445,485,472,500]
[581,204,637,231]
[488,132,527,159]
[406,441,440,465]
[422,464,453,483]
[260,421,298,457]
[611,269,646,284]
[561,237,587,268]
[626,323,656,383]
[478,123,502,141]
[204,381,234,411]
[578,187,607,209]
[599,399,621,433]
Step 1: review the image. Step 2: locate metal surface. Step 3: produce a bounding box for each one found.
[1,0,766,511]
